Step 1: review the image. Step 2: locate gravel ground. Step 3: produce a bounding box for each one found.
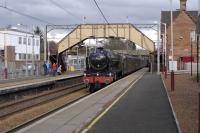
[0,89,88,132]
[162,73,199,133]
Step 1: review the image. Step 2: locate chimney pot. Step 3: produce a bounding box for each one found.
[180,0,187,11]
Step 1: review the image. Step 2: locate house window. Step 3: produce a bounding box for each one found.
[19,53,22,60]
[28,54,31,60]
[15,53,18,60]
[36,40,39,46]
[23,38,27,45]
[19,37,22,44]
[32,39,35,46]
[23,54,26,59]
[36,54,39,60]
[28,38,31,45]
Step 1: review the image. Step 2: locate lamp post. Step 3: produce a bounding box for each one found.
[170,0,174,87]
[17,23,28,76]
[44,26,47,62]
[157,23,160,74]
[190,30,196,76]
[4,32,8,79]
[161,23,167,69]
[161,34,165,73]
[197,2,200,133]
[179,36,183,69]
[126,16,129,23]
[31,34,35,75]
[83,16,86,24]
[197,0,200,83]
[170,0,174,68]
[76,45,79,71]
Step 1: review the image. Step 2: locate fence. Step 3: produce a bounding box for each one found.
[0,62,44,81]
[65,55,86,72]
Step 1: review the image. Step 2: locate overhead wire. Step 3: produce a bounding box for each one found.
[0,5,55,25]
[47,0,81,22]
[92,0,117,36]
[93,0,109,24]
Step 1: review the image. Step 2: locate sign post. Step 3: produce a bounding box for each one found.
[197,13,200,82]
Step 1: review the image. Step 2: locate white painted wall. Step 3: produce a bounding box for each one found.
[0,34,4,50]
[184,63,200,72]
[0,29,40,61]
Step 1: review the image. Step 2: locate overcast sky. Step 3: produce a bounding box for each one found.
[0,0,198,27]
[0,0,198,42]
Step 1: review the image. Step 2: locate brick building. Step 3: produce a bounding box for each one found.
[161,0,198,70]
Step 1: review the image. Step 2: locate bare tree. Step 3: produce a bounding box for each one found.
[34,26,44,53]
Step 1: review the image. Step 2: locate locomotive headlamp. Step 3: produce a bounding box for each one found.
[97,73,99,76]
[84,73,86,76]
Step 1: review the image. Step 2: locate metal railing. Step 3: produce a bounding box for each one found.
[0,62,43,81]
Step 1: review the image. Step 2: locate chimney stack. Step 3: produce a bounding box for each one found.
[180,0,187,11]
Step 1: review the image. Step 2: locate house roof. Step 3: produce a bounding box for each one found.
[161,10,198,32]
[0,28,39,36]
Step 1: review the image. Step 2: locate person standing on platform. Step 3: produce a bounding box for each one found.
[57,65,62,75]
[46,61,51,75]
[43,62,47,76]
[52,63,57,76]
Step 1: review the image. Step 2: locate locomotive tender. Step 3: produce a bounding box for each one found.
[83,47,148,92]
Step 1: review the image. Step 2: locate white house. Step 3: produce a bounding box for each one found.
[0,28,40,60]
[0,28,40,71]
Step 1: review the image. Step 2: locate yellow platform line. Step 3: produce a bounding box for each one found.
[81,72,145,133]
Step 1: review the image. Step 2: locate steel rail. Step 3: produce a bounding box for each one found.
[5,89,89,133]
[0,82,85,118]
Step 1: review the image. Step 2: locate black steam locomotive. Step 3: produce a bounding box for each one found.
[83,47,148,92]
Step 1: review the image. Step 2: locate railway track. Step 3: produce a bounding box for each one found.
[0,75,83,104]
[5,89,89,133]
[0,82,86,118]
[1,83,90,132]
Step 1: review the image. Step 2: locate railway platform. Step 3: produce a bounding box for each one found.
[0,71,83,95]
[15,68,179,133]
[85,73,179,133]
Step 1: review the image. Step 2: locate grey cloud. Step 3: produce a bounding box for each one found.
[0,0,198,27]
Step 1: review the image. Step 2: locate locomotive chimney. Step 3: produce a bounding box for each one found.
[180,0,187,11]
